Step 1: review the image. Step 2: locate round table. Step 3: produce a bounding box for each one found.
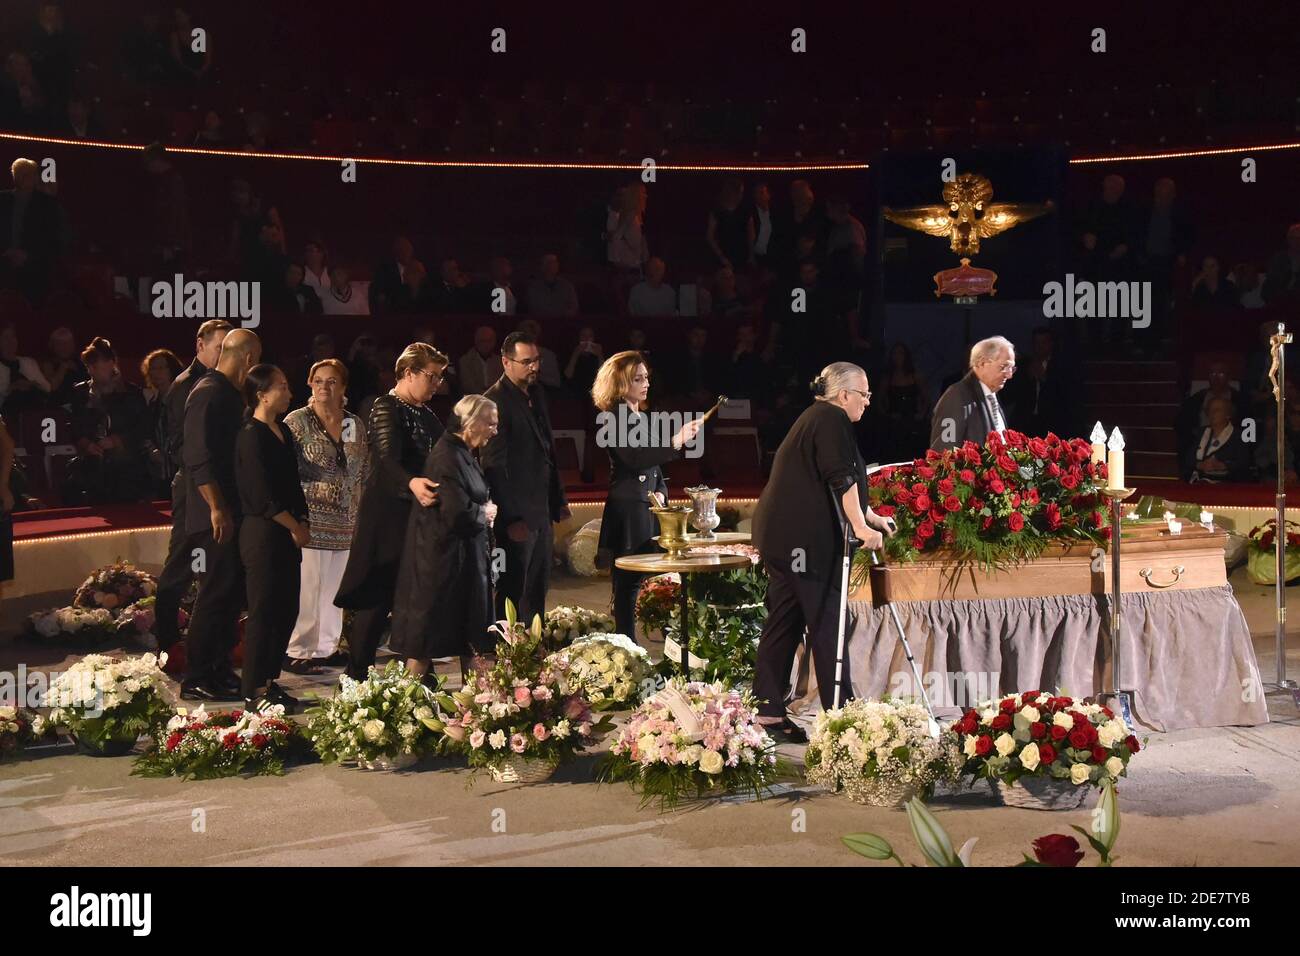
[650,530,752,548]
[614,551,753,673]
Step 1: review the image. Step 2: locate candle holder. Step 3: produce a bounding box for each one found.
[1099,486,1138,727]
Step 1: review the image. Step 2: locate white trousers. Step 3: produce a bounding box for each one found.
[287,548,349,659]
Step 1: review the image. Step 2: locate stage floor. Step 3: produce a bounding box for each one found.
[1,567,1299,866]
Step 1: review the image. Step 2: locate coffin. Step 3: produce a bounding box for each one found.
[852,521,1227,606]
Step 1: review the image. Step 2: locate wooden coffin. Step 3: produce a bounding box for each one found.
[852,521,1228,606]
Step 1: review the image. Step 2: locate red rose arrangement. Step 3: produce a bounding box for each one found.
[133,704,304,780]
[867,430,1111,566]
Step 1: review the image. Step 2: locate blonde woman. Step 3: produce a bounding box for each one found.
[388,394,499,682]
[591,351,702,640]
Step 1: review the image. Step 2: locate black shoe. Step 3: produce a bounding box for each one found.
[316,650,350,668]
[209,672,243,698]
[264,682,301,713]
[180,679,224,702]
[765,718,809,745]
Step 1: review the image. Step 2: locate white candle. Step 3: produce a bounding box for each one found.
[1089,422,1106,466]
[1106,427,1126,489]
[1167,519,1182,535]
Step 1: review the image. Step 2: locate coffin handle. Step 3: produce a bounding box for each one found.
[1139,565,1185,588]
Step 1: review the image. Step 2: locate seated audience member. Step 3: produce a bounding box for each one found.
[516,318,562,390]
[525,252,579,317]
[706,177,752,271]
[346,335,382,407]
[65,337,152,503]
[481,256,516,315]
[228,177,283,276]
[320,264,368,315]
[728,323,768,399]
[564,326,604,396]
[1263,223,1300,304]
[459,325,504,395]
[669,325,723,405]
[302,239,331,297]
[1184,396,1250,483]
[392,259,432,314]
[1176,362,1242,454]
[1,53,48,133]
[1233,262,1266,310]
[141,348,182,495]
[269,262,323,314]
[628,256,677,316]
[1189,256,1239,309]
[194,109,224,146]
[64,98,101,140]
[0,321,52,414]
[431,257,473,313]
[1,156,63,302]
[39,325,85,406]
[710,266,750,320]
[370,235,417,315]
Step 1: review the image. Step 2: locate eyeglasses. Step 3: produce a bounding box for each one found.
[507,355,542,367]
[983,361,1016,373]
[850,388,872,400]
[415,368,444,382]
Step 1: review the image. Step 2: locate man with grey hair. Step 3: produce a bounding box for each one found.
[1,156,63,301]
[929,336,1015,451]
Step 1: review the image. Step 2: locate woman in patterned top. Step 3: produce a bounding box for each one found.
[334,343,449,679]
[283,358,370,672]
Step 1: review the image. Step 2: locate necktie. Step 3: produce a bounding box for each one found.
[987,393,1006,434]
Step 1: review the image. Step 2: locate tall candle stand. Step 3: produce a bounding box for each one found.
[1266,323,1299,704]
[1099,485,1137,728]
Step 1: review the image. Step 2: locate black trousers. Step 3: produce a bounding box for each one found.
[753,559,852,718]
[183,523,246,681]
[154,478,196,650]
[612,566,647,641]
[346,600,392,680]
[239,518,301,697]
[494,523,552,625]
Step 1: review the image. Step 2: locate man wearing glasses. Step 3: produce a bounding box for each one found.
[929,336,1016,452]
[482,331,570,622]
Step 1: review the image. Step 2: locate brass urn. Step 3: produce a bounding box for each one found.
[650,505,693,558]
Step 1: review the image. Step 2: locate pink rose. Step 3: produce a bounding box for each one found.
[513,687,533,707]
[531,686,552,701]
[532,722,549,741]
[510,733,528,753]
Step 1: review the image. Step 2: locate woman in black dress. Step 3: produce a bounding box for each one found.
[334,343,449,679]
[235,364,310,710]
[592,351,703,641]
[388,394,499,680]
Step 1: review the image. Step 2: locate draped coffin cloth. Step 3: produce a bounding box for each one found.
[788,525,1269,732]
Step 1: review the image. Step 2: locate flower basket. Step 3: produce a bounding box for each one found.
[542,605,616,649]
[1246,519,1300,584]
[489,755,557,784]
[133,704,304,779]
[43,653,175,752]
[804,698,959,807]
[1,706,48,760]
[305,660,449,767]
[566,632,653,710]
[996,776,1092,811]
[951,690,1142,801]
[357,752,420,772]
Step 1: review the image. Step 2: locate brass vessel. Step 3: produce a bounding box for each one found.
[650,505,693,558]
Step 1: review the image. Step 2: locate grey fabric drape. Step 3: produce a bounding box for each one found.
[787,585,1267,732]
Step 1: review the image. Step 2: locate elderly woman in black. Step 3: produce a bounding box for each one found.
[592,351,703,641]
[235,364,310,710]
[751,361,892,742]
[335,343,448,679]
[388,394,499,681]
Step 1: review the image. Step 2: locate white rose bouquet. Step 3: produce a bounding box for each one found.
[27,606,115,643]
[542,605,616,649]
[805,697,960,806]
[305,660,449,766]
[560,633,653,710]
[596,679,786,809]
[42,653,175,752]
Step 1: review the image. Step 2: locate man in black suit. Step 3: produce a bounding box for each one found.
[369,234,416,316]
[181,328,260,701]
[0,157,63,303]
[482,331,569,623]
[153,319,232,653]
[929,336,1016,452]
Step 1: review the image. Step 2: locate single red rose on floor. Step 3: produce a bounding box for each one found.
[1033,834,1084,867]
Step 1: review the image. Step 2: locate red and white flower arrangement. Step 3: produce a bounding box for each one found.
[134,704,304,779]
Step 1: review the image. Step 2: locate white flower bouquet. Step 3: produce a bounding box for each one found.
[561,633,652,710]
[0,706,48,761]
[542,604,616,648]
[305,660,449,766]
[133,703,305,779]
[42,653,175,753]
[27,606,115,643]
[596,679,786,809]
[804,698,960,806]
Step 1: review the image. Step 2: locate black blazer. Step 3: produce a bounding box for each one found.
[182,370,245,534]
[481,375,567,531]
[0,189,62,261]
[597,403,675,557]
[235,419,309,524]
[930,372,998,452]
[335,393,443,609]
[752,401,865,578]
[161,357,209,480]
[1184,424,1252,482]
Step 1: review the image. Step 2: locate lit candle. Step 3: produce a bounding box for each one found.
[1167,519,1182,535]
[1090,422,1107,466]
[1107,427,1125,489]
[1200,510,1213,527]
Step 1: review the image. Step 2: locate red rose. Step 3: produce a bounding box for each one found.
[1050,725,1068,741]
[1038,743,1057,765]
[999,697,1018,713]
[925,449,940,462]
[1032,834,1084,868]
[911,535,925,549]
[1022,689,1040,700]
[997,454,1018,474]
[969,497,984,511]
[1060,473,1079,490]
[991,713,1012,731]
[941,529,955,545]
[917,520,936,539]
[1027,438,1049,458]
[1091,746,1108,763]
[894,487,912,505]
[1091,510,1105,529]
[915,494,933,512]
[223,733,239,750]
[1068,730,1090,749]
[938,477,955,495]
[943,495,961,512]
[1057,696,1074,707]
[1030,721,1047,739]
[912,482,928,495]
[251,733,269,749]
[875,505,896,517]
[974,735,994,756]
[930,507,947,523]
[1005,429,1027,448]
[165,732,183,752]
[1125,735,1141,753]
[917,465,936,480]
[982,516,994,530]
[989,478,1006,494]
[1045,462,1061,478]
[1007,512,1026,532]
[1009,493,1021,508]
[959,469,976,483]
[1026,487,1040,505]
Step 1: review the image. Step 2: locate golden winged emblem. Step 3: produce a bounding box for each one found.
[883,172,1053,257]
